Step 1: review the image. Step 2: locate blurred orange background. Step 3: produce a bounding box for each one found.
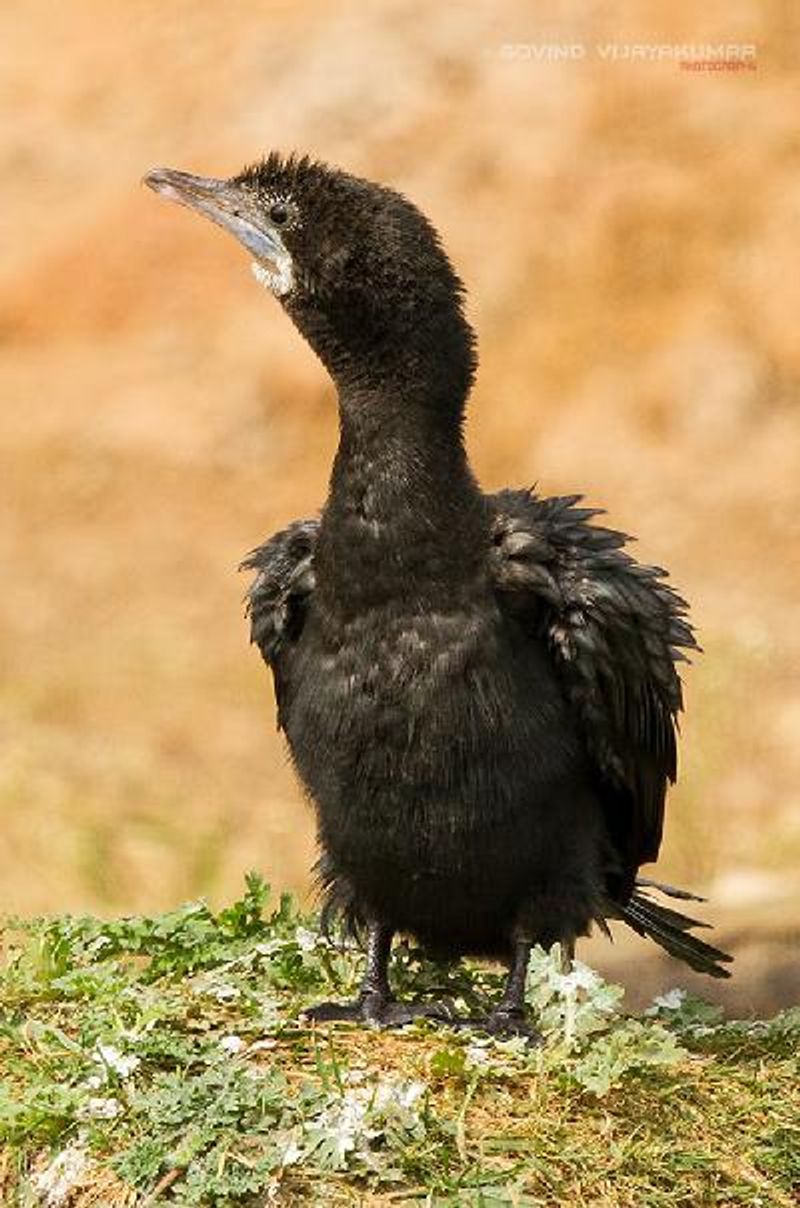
[1,1,797,1011]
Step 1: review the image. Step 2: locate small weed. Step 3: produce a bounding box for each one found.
[0,877,797,1206]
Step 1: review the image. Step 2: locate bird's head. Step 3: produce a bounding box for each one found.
[144,153,476,410]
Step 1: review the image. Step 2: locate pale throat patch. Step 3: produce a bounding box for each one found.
[251,255,294,298]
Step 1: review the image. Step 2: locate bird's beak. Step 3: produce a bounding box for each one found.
[143,168,286,267]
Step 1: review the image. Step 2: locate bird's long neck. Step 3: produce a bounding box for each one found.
[316,387,487,613]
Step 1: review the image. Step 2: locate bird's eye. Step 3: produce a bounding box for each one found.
[270,202,290,226]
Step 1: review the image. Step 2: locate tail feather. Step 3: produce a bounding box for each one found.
[629,897,711,934]
[621,882,733,979]
[635,877,706,903]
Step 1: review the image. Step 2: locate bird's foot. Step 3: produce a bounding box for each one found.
[447,1006,542,1044]
[303,991,456,1028]
[484,1006,542,1042]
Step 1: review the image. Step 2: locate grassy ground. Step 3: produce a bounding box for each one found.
[2,1,800,964]
[1,878,797,1206]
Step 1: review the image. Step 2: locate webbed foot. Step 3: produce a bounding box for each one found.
[457,1006,542,1043]
[440,940,542,1043]
[303,991,456,1028]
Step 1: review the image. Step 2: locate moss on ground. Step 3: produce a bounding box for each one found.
[0,876,797,1206]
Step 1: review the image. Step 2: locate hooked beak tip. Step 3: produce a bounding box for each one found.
[142,167,196,201]
[143,168,168,191]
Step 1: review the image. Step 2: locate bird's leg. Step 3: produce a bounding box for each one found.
[357,920,393,1015]
[561,940,576,973]
[483,940,541,1039]
[446,940,541,1042]
[304,922,454,1027]
[492,940,531,1022]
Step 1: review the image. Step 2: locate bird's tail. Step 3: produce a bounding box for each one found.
[620,877,733,979]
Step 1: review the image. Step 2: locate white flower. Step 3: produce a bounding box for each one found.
[295,1077,426,1168]
[555,964,600,994]
[281,1139,304,1166]
[80,1096,121,1120]
[87,935,112,954]
[31,1142,90,1206]
[255,939,284,956]
[94,1043,140,1079]
[653,988,687,1011]
[209,982,241,1003]
[296,927,318,952]
[465,1043,491,1069]
[220,1034,245,1055]
[304,1089,371,1165]
[374,1079,425,1111]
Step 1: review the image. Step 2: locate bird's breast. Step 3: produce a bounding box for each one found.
[282,593,574,813]
[301,600,502,722]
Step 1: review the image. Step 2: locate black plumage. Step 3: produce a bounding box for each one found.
[145,154,732,1034]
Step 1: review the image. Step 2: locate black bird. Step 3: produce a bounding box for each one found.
[145,154,732,1035]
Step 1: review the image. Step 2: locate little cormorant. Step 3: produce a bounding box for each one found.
[145,154,732,1036]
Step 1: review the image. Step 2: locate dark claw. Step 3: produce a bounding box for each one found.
[302,993,457,1028]
[302,1000,366,1024]
[484,1007,542,1041]
[445,1007,543,1044]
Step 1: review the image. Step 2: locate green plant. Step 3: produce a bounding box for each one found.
[1,877,797,1206]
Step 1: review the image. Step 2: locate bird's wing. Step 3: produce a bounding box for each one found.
[488,488,697,888]
[240,518,319,728]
